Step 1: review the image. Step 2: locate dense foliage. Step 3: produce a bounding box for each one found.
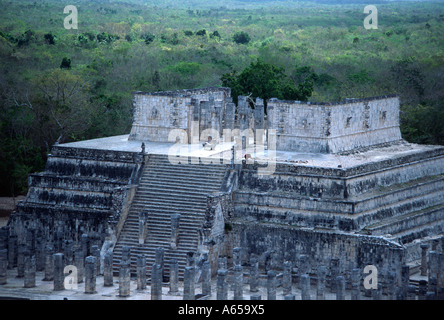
[0,0,443,196]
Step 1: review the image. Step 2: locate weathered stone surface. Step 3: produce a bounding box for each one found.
[217,269,228,300]
[168,259,179,295]
[0,249,8,285]
[85,256,97,294]
[151,263,162,300]
[136,254,146,291]
[183,266,195,300]
[267,96,402,154]
[53,253,64,291]
[3,87,443,302]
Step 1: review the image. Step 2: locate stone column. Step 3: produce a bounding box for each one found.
[138,211,147,245]
[64,240,74,266]
[156,247,165,281]
[183,266,195,300]
[301,274,311,300]
[316,266,327,300]
[119,246,131,297]
[91,245,101,276]
[81,234,89,259]
[16,243,26,278]
[336,276,345,300]
[234,265,243,300]
[35,237,45,272]
[202,260,211,297]
[428,276,437,300]
[407,285,417,300]
[103,250,113,287]
[7,235,17,269]
[136,254,146,290]
[218,256,227,270]
[168,259,179,295]
[238,96,251,154]
[386,271,396,300]
[254,98,265,147]
[428,251,438,285]
[43,245,54,281]
[400,265,410,300]
[283,261,292,296]
[54,230,63,254]
[74,247,84,284]
[439,253,444,298]
[170,214,180,250]
[53,253,65,291]
[372,285,382,300]
[233,247,241,267]
[25,230,35,255]
[151,263,162,300]
[24,254,36,288]
[297,254,308,289]
[329,258,339,293]
[0,249,8,285]
[420,243,429,276]
[85,256,97,294]
[418,280,427,300]
[351,268,361,300]
[0,228,7,251]
[267,270,276,300]
[225,99,236,126]
[217,269,228,300]
[249,257,259,293]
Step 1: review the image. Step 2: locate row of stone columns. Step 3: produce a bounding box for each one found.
[1,242,444,300]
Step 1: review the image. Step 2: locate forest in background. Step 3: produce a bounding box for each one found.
[0,0,443,196]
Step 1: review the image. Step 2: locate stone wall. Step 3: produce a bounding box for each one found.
[238,145,444,200]
[129,87,231,143]
[234,146,444,241]
[7,146,143,255]
[267,95,402,153]
[230,221,406,274]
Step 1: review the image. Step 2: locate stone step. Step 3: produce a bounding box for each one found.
[138,180,222,191]
[25,186,112,209]
[114,236,196,248]
[118,233,198,244]
[121,221,203,234]
[234,175,444,232]
[143,170,226,181]
[130,201,206,212]
[113,153,229,279]
[136,184,220,196]
[15,201,110,216]
[133,193,208,202]
[28,174,126,192]
[131,190,209,202]
[44,156,136,181]
[363,204,444,237]
[50,146,139,163]
[140,174,226,185]
[148,154,226,166]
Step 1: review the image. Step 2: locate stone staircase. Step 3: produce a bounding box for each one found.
[112,154,229,279]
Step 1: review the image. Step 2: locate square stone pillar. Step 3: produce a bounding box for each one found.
[85,256,97,294]
[53,253,65,291]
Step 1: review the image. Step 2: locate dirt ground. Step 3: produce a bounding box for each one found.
[0,196,25,227]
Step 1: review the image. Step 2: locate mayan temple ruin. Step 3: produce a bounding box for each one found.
[0,87,443,300]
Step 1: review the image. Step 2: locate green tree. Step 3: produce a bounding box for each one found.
[60,57,71,69]
[44,33,56,45]
[233,31,251,44]
[221,60,314,106]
